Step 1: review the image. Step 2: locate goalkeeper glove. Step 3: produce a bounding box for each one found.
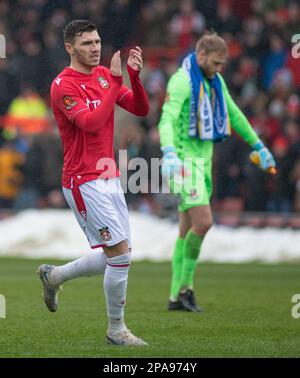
[250,141,276,174]
[161,146,184,179]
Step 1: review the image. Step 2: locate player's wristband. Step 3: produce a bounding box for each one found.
[251,140,265,152]
[161,146,176,155]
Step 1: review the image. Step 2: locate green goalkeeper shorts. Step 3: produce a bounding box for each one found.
[168,157,213,212]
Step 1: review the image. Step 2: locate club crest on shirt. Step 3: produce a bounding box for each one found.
[99,227,112,242]
[62,95,77,110]
[97,76,109,89]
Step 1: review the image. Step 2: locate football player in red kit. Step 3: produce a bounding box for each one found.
[37,20,149,346]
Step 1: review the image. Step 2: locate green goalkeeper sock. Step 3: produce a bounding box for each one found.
[180,231,203,291]
[169,237,185,301]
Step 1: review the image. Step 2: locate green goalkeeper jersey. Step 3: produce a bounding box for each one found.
[158,67,259,161]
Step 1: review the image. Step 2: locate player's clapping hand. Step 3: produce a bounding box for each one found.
[110,50,122,76]
[127,46,143,71]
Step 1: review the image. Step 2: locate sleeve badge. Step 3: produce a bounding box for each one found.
[62,96,77,110]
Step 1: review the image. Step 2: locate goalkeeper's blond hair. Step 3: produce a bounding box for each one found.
[196,32,228,56]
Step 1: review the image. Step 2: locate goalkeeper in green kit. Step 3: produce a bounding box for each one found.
[158,32,276,312]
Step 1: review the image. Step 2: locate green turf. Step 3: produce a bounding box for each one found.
[0,257,300,357]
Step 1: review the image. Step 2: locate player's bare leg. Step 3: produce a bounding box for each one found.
[103,240,148,346]
[188,205,213,236]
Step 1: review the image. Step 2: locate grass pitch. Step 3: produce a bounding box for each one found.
[0,257,300,358]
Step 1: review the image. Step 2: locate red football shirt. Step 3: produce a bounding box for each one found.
[50,64,149,189]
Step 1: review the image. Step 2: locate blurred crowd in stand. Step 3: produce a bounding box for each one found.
[0,0,299,220]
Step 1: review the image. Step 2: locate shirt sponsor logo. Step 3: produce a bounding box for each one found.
[97,76,109,89]
[63,95,77,110]
[86,98,101,109]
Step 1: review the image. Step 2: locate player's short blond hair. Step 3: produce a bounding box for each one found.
[196,32,228,56]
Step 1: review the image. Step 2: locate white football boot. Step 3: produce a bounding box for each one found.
[37,264,61,312]
[106,329,148,346]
